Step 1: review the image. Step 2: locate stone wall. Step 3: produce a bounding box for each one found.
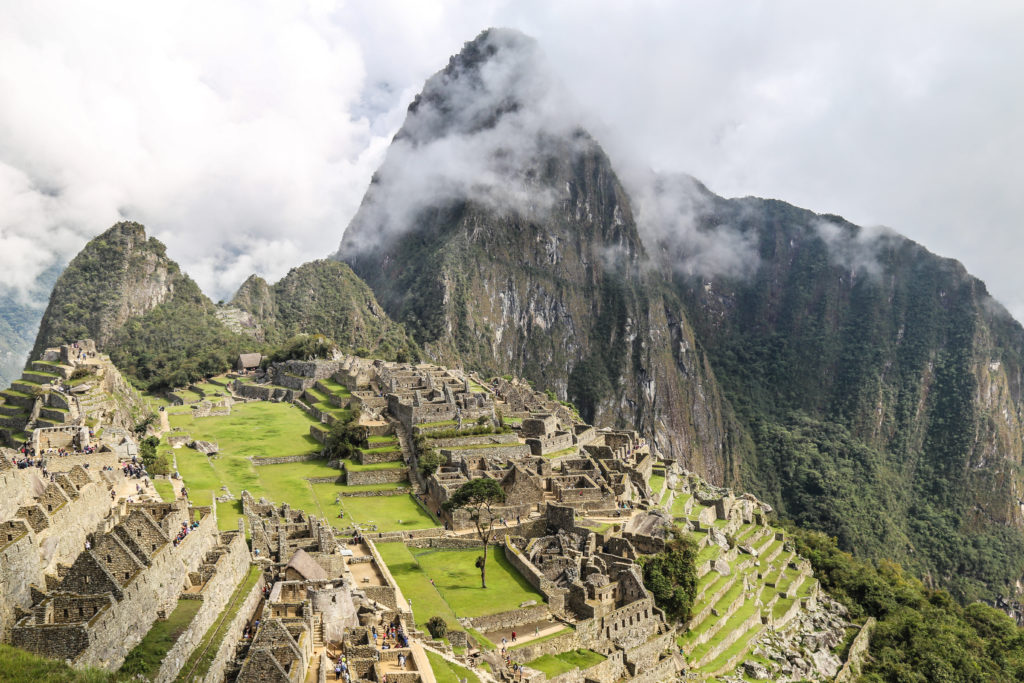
[231,382,296,403]
[0,468,113,639]
[441,444,532,462]
[153,532,250,682]
[504,538,565,614]
[465,604,551,633]
[251,453,324,466]
[357,448,403,465]
[197,572,267,683]
[345,467,408,486]
[835,617,876,683]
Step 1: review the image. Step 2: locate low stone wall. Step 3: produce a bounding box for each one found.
[835,617,876,683]
[467,604,550,633]
[407,536,486,550]
[345,467,408,486]
[42,452,122,472]
[231,382,296,403]
[250,453,324,466]
[197,571,266,683]
[429,433,520,448]
[504,537,565,614]
[153,534,250,682]
[507,628,578,663]
[357,448,403,465]
[441,444,531,461]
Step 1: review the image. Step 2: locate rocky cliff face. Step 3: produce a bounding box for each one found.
[647,177,1024,599]
[336,29,741,481]
[31,222,185,356]
[30,222,251,391]
[229,260,417,359]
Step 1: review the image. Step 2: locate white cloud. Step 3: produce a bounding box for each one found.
[0,0,1022,321]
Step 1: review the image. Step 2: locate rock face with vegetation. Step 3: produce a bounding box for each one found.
[336,28,742,482]
[30,222,251,391]
[229,259,418,360]
[649,179,1024,602]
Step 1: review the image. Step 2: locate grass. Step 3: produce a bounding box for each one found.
[119,599,203,677]
[376,543,543,627]
[412,547,544,617]
[541,446,578,459]
[417,420,458,428]
[341,457,406,472]
[171,422,340,531]
[175,566,261,682]
[468,628,497,651]
[426,650,479,683]
[317,378,351,396]
[376,542,459,628]
[153,479,176,502]
[649,474,665,496]
[310,484,436,532]
[367,435,398,445]
[168,401,321,459]
[0,644,120,682]
[527,650,605,677]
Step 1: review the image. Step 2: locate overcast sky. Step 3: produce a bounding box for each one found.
[2,1,1023,319]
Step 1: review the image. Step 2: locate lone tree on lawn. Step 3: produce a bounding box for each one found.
[443,478,506,588]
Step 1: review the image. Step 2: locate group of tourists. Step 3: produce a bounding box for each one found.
[172,520,200,547]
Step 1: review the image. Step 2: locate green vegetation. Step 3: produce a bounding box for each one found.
[443,478,506,588]
[675,204,1024,602]
[119,599,202,678]
[175,566,261,682]
[640,529,698,623]
[0,643,120,682]
[508,626,574,650]
[311,486,436,532]
[375,543,543,627]
[526,650,606,677]
[152,478,176,502]
[425,650,478,683]
[794,528,1024,682]
[230,261,419,361]
[168,401,321,459]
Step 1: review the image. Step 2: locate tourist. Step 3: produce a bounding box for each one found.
[335,662,342,680]
[511,630,516,642]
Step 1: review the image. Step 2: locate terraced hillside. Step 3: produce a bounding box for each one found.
[653,474,847,680]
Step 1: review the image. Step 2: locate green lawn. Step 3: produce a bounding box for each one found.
[317,378,352,396]
[425,650,478,683]
[649,474,665,496]
[153,479,176,503]
[381,543,545,624]
[376,543,459,628]
[175,566,261,682]
[168,401,320,459]
[171,421,341,531]
[0,644,117,682]
[310,485,436,532]
[119,599,202,678]
[527,650,606,677]
[367,435,398,445]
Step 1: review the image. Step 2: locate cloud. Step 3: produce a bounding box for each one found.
[338,29,583,256]
[0,0,1022,325]
[814,219,899,281]
[627,171,761,281]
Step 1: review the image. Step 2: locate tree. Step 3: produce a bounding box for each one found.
[325,419,368,460]
[425,616,448,639]
[418,447,446,476]
[639,528,698,623]
[443,478,506,588]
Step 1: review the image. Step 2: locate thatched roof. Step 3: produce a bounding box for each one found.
[238,353,262,368]
[286,549,328,581]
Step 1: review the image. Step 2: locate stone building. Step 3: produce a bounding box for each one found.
[11,498,221,669]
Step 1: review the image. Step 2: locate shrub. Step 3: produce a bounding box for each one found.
[426,616,448,639]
